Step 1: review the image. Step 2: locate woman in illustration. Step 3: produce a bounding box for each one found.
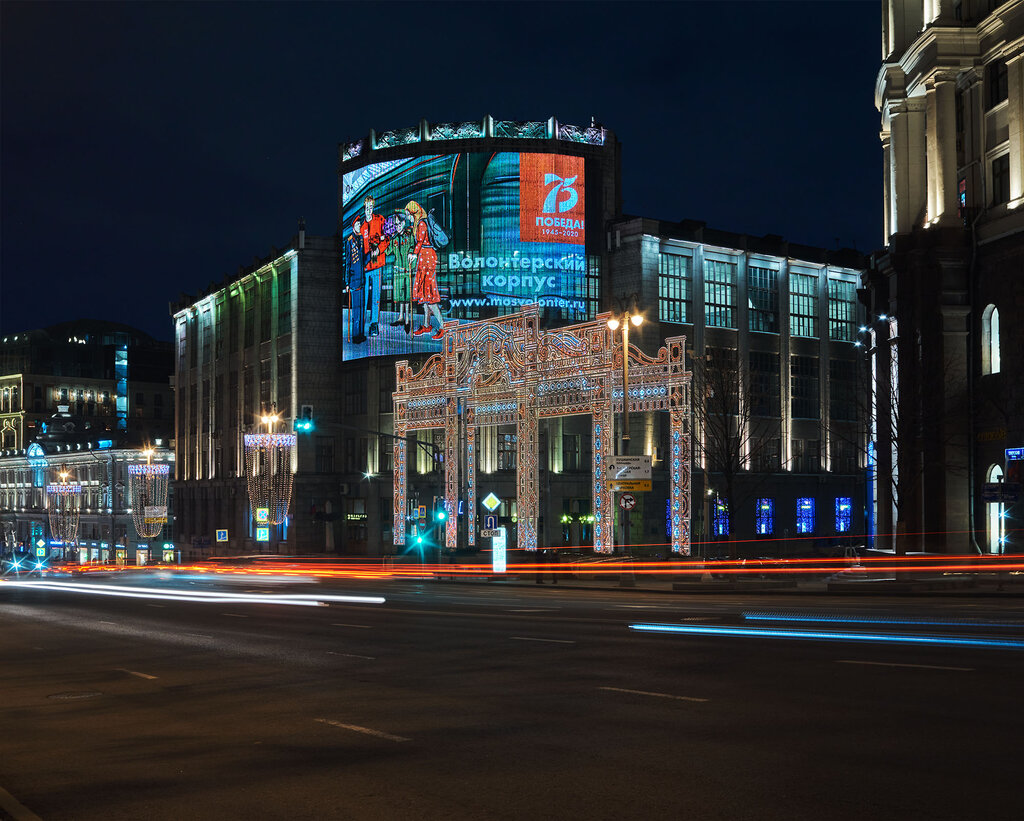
[405,200,445,340]
[388,212,416,333]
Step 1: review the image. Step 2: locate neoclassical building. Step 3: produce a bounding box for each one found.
[868,0,1024,552]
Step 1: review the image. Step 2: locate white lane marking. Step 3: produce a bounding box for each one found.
[681,617,717,622]
[186,633,214,639]
[315,718,409,742]
[327,651,376,660]
[331,623,372,629]
[222,613,248,618]
[599,686,709,703]
[616,605,668,609]
[509,636,576,644]
[99,621,116,625]
[0,783,44,821]
[506,608,556,612]
[117,668,158,680]
[147,604,166,608]
[837,660,974,672]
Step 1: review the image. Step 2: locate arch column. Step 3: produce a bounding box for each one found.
[516,391,539,551]
[466,408,477,547]
[592,390,613,555]
[393,423,407,546]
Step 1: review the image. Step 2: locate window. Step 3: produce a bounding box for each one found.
[754,437,781,472]
[704,259,737,328]
[829,359,857,422]
[791,439,820,473]
[828,279,857,341]
[755,498,774,535]
[378,438,393,473]
[835,497,852,533]
[748,266,779,332]
[658,253,692,324]
[244,288,255,348]
[712,496,729,537]
[259,359,271,408]
[986,464,1006,554]
[260,278,273,342]
[831,436,858,474]
[498,433,517,471]
[278,268,292,332]
[229,296,240,353]
[562,434,581,472]
[315,436,335,474]
[987,59,1008,109]
[343,384,366,416]
[796,498,816,534]
[982,304,1001,374]
[992,154,1010,205]
[791,356,820,419]
[277,353,291,411]
[789,272,818,337]
[749,351,780,417]
[379,370,396,413]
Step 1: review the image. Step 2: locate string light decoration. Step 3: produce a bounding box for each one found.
[46,465,82,550]
[243,412,295,526]
[128,449,170,538]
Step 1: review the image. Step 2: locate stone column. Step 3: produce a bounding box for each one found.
[881,130,893,242]
[932,72,961,225]
[888,98,927,233]
[1006,53,1024,204]
[940,305,972,553]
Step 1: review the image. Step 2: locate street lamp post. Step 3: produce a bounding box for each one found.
[607,305,644,575]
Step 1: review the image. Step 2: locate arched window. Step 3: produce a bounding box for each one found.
[982,305,1001,374]
[986,464,1006,554]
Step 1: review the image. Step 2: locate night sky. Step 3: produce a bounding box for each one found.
[1,1,881,342]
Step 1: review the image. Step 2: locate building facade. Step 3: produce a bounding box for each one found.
[170,116,867,558]
[870,0,1024,552]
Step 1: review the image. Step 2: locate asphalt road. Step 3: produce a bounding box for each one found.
[1,577,1022,821]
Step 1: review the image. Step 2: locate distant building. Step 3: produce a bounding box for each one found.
[869,0,1024,553]
[170,117,867,558]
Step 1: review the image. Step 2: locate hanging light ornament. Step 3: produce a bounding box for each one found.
[128,448,170,538]
[243,411,295,525]
[46,465,81,550]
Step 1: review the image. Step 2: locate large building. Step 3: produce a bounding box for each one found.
[869,0,1024,553]
[170,117,866,558]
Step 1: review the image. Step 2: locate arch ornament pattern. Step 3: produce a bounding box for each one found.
[393,305,692,555]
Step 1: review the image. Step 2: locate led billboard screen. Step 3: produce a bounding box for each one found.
[340,151,599,360]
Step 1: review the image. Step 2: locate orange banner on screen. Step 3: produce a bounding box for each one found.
[519,153,585,245]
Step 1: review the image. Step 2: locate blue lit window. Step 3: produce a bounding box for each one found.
[796,498,815,534]
[835,497,852,533]
[755,498,774,535]
[713,496,729,537]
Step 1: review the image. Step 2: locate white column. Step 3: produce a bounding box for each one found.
[930,72,960,225]
[887,99,927,234]
[1006,53,1024,205]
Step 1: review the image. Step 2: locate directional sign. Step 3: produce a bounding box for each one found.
[619,493,637,510]
[608,480,652,492]
[484,514,497,530]
[982,482,1021,504]
[606,455,652,481]
[216,529,229,543]
[144,505,167,524]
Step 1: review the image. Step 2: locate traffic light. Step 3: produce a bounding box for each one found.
[294,404,314,432]
[435,507,448,523]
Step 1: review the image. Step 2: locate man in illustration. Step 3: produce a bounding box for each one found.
[388,211,417,333]
[353,195,389,337]
[343,221,367,345]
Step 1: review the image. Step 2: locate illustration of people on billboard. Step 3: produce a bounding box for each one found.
[353,196,389,337]
[388,212,417,333]
[404,200,446,340]
[342,223,367,344]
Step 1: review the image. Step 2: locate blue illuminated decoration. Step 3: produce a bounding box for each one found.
[713,496,729,537]
[97,440,113,449]
[796,497,815,534]
[835,497,852,533]
[755,498,774,535]
[114,345,128,431]
[628,623,1024,649]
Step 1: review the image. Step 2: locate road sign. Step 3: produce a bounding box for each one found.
[982,482,1022,504]
[1006,447,1024,461]
[484,514,497,530]
[481,492,502,512]
[619,493,637,510]
[255,508,269,523]
[255,526,270,542]
[216,529,229,542]
[417,505,427,520]
[481,528,502,538]
[144,505,167,524]
[606,455,652,481]
[608,480,652,492]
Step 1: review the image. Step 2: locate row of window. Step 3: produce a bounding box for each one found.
[658,254,858,340]
[712,496,854,537]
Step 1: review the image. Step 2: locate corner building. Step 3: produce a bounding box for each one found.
[170,117,866,557]
[870,0,1024,553]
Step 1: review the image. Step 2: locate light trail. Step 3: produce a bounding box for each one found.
[628,622,1024,649]
[743,611,1024,628]
[0,578,385,607]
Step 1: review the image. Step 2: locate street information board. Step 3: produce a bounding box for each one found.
[982,482,1022,504]
[605,455,652,481]
[143,505,167,524]
[609,480,652,492]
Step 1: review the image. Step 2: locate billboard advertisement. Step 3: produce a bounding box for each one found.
[340,151,599,360]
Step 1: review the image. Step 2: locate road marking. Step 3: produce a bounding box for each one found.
[599,686,709,702]
[331,623,372,629]
[186,633,214,639]
[506,608,556,612]
[222,613,248,618]
[837,660,974,672]
[315,718,409,742]
[0,784,44,821]
[327,651,376,660]
[99,621,116,625]
[509,636,576,644]
[147,604,166,608]
[116,668,158,680]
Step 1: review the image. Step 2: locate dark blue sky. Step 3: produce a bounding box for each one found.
[1,1,881,342]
